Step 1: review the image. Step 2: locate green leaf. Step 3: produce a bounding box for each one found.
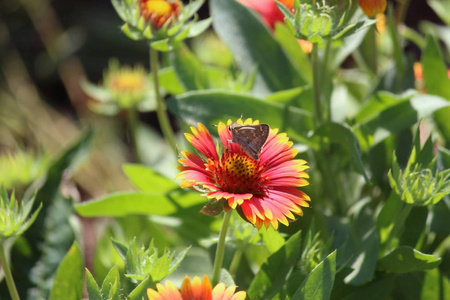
[122,164,178,193]
[151,39,171,52]
[292,250,336,300]
[274,23,312,82]
[169,246,191,274]
[421,268,450,299]
[187,17,213,38]
[248,231,302,299]
[211,0,305,96]
[378,246,441,273]
[167,90,314,143]
[80,79,112,102]
[158,67,186,95]
[171,44,209,91]
[422,35,450,145]
[75,191,205,217]
[422,36,450,99]
[49,242,83,300]
[112,239,128,260]
[11,131,93,299]
[341,277,395,300]
[128,276,151,300]
[85,268,103,300]
[343,199,379,285]
[377,192,403,245]
[332,19,377,40]
[101,265,121,300]
[428,0,450,25]
[312,122,370,183]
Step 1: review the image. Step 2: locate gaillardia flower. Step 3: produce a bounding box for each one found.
[138,0,181,29]
[359,0,387,18]
[112,0,211,50]
[177,119,310,230]
[147,275,246,300]
[81,59,156,114]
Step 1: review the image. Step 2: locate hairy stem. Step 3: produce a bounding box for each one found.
[211,210,233,285]
[150,47,177,154]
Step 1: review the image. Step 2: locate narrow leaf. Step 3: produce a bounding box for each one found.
[85,269,103,300]
[292,250,337,300]
[49,242,83,300]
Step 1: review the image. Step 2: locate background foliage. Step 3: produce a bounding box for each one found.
[1,0,450,299]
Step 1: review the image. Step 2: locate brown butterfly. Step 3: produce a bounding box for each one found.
[228,122,270,160]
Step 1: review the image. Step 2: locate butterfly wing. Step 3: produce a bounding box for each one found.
[231,124,270,160]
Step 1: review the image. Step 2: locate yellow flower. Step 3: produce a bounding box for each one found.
[103,61,149,108]
[147,275,246,300]
[359,0,387,18]
[139,0,181,29]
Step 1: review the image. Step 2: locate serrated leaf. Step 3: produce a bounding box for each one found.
[49,242,83,300]
[85,268,103,300]
[11,131,93,299]
[101,265,121,300]
[169,246,191,274]
[128,276,151,300]
[292,250,336,300]
[378,246,441,273]
[112,239,128,260]
[248,231,302,299]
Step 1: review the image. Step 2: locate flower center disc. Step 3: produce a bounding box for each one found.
[111,72,145,92]
[211,152,265,194]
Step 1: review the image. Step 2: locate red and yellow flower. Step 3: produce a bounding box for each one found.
[359,0,387,18]
[147,275,246,300]
[177,118,310,230]
[138,0,181,29]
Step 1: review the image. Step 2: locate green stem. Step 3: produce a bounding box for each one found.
[312,44,323,127]
[128,108,143,163]
[228,248,243,278]
[0,242,20,300]
[150,47,177,154]
[365,26,378,75]
[211,210,233,285]
[397,0,411,25]
[320,40,332,122]
[384,202,413,251]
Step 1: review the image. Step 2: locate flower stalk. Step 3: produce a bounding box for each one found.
[128,108,143,163]
[211,209,233,285]
[228,248,244,278]
[0,242,20,300]
[312,44,323,127]
[150,47,177,154]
